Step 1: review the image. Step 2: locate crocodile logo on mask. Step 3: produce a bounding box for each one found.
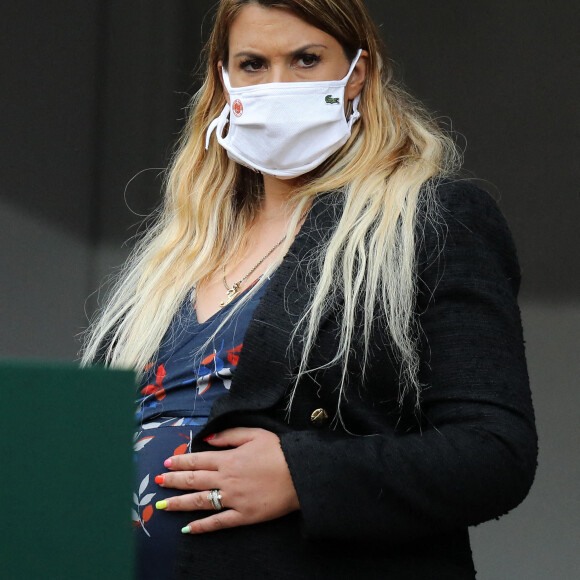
[325,95,340,105]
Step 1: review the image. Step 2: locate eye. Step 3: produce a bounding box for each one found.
[240,58,265,72]
[296,53,321,68]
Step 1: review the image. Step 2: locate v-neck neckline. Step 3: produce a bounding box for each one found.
[193,277,267,326]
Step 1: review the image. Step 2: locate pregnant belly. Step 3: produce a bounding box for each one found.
[134,419,206,580]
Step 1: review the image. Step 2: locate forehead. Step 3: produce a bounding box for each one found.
[228,4,339,54]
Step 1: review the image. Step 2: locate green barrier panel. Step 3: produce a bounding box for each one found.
[0,360,136,579]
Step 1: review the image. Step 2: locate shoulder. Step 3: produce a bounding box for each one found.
[428,179,514,240]
[418,179,521,296]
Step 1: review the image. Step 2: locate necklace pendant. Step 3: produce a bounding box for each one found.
[220,283,240,308]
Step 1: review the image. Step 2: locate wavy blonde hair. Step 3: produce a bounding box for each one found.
[82,0,459,410]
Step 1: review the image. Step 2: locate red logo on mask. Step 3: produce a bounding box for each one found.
[233,99,244,117]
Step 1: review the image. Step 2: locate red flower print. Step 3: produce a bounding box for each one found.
[141,364,167,401]
[227,343,243,366]
[142,504,154,523]
[174,432,192,456]
[133,474,157,537]
[201,353,216,366]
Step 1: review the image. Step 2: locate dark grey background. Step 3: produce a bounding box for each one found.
[1,1,578,578]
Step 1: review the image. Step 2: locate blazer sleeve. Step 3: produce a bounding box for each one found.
[278,181,538,542]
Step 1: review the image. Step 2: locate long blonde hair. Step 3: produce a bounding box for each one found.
[82,0,459,410]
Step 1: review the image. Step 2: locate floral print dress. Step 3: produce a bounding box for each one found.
[133,280,269,579]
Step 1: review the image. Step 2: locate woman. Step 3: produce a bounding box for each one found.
[82,1,537,578]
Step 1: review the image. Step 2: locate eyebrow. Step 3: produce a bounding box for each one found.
[233,43,328,59]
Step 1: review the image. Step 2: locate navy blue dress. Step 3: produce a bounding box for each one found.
[133,281,269,580]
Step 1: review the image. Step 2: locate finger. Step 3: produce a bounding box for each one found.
[182,510,246,534]
[156,491,224,513]
[155,470,220,491]
[203,427,262,448]
[164,450,224,471]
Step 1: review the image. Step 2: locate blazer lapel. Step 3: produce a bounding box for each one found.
[199,193,343,434]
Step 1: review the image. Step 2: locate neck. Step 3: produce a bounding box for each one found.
[260,173,300,221]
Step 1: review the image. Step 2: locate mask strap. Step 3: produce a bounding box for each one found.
[348,95,362,127]
[205,104,230,150]
[205,67,235,149]
[221,68,234,92]
[343,49,363,82]
[345,49,364,126]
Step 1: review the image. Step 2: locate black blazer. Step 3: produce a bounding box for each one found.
[174,181,537,579]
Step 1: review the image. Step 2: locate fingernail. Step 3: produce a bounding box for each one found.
[154,474,164,485]
[164,458,172,468]
[181,525,191,534]
[203,433,216,442]
[155,500,168,510]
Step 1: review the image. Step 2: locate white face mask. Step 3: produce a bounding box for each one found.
[205,50,363,178]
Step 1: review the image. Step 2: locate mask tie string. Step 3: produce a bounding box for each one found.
[205,104,231,150]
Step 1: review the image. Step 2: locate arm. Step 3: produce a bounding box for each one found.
[279,181,538,541]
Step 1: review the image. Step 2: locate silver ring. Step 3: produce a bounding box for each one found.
[207,489,223,511]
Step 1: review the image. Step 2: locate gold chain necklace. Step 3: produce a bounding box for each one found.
[219,209,310,308]
[220,235,287,307]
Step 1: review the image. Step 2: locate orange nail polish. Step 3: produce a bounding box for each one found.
[154,474,164,485]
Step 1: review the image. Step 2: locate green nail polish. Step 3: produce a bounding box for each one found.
[181,525,191,534]
[155,500,167,510]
